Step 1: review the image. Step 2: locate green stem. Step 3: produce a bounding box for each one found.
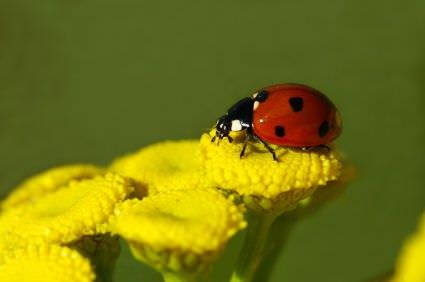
[163,272,185,282]
[231,211,277,282]
[162,271,207,282]
[252,215,297,282]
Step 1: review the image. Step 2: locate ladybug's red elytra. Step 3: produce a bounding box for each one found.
[212,83,342,161]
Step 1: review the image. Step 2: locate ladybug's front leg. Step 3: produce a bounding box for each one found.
[239,131,251,159]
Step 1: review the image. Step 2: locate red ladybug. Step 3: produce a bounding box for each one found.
[212,83,342,160]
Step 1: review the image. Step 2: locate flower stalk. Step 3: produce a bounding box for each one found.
[231,210,277,282]
[162,270,209,282]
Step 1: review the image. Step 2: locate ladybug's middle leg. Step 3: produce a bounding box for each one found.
[252,133,278,161]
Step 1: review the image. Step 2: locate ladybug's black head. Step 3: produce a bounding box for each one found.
[212,96,256,143]
[212,115,233,143]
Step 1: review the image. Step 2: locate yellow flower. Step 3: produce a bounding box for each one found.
[110,140,208,195]
[205,128,345,282]
[109,188,246,273]
[200,130,342,213]
[295,162,355,215]
[0,173,134,252]
[1,164,103,211]
[0,244,95,282]
[392,212,425,282]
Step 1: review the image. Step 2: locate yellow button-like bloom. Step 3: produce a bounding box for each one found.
[0,244,95,282]
[392,212,425,282]
[110,140,208,195]
[0,173,134,251]
[109,188,246,273]
[200,131,342,212]
[1,164,103,211]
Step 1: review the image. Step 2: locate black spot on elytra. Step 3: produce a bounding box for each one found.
[255,90,269,102]
[318,121,329,137]
[275,125,285,137]
[289,97,303,112]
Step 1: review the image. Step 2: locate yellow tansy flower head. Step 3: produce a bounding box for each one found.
[110,188,246,273]
[392,212,425,282]
[0,173,134,250]
[110,140,208,195]
[293,161,355,218]
[0,244,95,282]
[1,164,103,211]
[200,130,342,213]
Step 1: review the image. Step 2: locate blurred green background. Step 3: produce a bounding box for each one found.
[1,1,424,281]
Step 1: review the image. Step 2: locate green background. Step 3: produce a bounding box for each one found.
[1,1,424,281]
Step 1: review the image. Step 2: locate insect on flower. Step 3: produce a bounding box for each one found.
[212,83,342,161]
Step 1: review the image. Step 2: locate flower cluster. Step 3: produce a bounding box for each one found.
[0,130,344,282]
[200,130,342,214]
[0,166,134,281]
[0,245,95,282]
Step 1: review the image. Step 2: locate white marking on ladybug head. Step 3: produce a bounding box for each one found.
[252,92,258,98]
[253,101,260,110]
[231,119,243,131]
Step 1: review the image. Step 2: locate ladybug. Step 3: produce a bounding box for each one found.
[212,83,342,160]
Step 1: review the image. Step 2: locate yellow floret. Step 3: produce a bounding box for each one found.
[110,140,208,195]
[0,173,134,252]
[109,188,246,272]
[392,212,425,282]
[0,244,95,282]
[200,131,342,212]
[1,164,104,210]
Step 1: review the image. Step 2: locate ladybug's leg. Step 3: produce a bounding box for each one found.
[301,145,330,152]
[240,143,248,159]
[252,134,278,161]
[317,144,330,151]
[258,139,278,161]
[211,133,232,144]
[240,132,251,159]
[240,128,256,159]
